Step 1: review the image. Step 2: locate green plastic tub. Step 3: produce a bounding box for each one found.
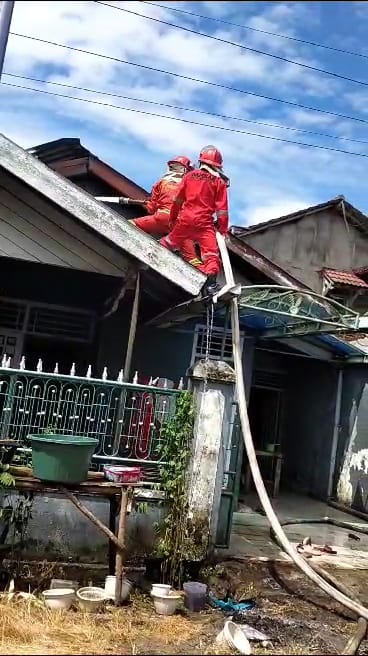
[30,434,99,484]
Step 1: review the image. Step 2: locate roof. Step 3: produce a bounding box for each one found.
[232,197,368,237]
[0,133,204,296]
[322,268,368,288]
[28,138,149,201]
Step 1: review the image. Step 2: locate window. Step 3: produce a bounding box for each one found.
[191,324,244,365]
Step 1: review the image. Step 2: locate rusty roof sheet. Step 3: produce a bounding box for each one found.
[323,268,368,287]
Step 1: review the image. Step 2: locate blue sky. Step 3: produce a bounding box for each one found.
[1,1,368,225]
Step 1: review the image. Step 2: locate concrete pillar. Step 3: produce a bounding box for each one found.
[186,359,236,557]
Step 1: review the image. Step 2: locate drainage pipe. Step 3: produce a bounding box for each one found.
[215,233,368,621]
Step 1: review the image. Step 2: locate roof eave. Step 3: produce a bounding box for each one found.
[0,133,204,297]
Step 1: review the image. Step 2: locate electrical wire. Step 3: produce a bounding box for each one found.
[4,71,368,146]
[3,80,368,159]
[95,1,368,88]
[139,0,368,61]
[8,31,368,127]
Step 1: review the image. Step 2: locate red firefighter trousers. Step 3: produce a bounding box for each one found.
[161,219,220,276]
[133,212,200,264]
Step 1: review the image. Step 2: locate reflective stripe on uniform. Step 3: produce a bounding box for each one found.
[202,251,218,261]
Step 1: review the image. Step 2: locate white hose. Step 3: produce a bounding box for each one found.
[230,296,368,619]
[216,233,368,620]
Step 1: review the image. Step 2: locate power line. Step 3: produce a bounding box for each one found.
[5,71,368,146]
[95,1,368,88]
[139,0,368,61]
[3,80,368,159]
[9,31,368,127]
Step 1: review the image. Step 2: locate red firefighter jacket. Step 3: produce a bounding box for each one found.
[169,169,229,234]
[145,175,182,215]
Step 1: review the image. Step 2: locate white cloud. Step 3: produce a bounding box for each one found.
[244,198,313,226]
[0,0,367,228]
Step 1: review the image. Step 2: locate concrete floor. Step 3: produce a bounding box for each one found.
[220,492,368,569]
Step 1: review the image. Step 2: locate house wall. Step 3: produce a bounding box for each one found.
[133,326,194,383]
[334,366,368,512]
[243,210,368,293]
[16,495,165,564]
[0,168,129,277]
[96,298,195,383]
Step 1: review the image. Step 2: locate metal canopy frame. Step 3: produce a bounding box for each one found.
[237,285,360,338]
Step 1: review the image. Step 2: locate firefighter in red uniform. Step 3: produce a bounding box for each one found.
[160,146,229,295]
[131,156,201,266]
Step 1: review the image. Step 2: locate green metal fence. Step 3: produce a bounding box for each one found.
[0,365,181,482]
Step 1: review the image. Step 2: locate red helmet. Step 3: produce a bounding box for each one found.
[167,155,192,171]
[199,145,223,168]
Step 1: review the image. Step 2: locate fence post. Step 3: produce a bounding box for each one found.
[186,359,236,558]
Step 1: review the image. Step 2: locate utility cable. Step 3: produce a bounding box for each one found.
[3,80,368,159]
[139,0,368,61]
[8,31,368,127]
[95,1,368,89]
[4,71,368,146]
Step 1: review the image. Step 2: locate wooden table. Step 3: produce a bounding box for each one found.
[245,450,283,498]
[13,475,141,605]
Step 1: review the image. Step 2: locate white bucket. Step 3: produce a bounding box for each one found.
[151,583,171,597]
[104,575,132,601]
[216,621,251,655]
[151,592,181,616]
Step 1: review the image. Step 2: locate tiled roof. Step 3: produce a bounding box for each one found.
[323,268,368,288]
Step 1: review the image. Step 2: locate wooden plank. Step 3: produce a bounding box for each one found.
[13,475,141,497]
[0,192,101,271]
[0,171,129,276]
[115,489,128,604]
[0,230,39,261]
[0,198,76,267]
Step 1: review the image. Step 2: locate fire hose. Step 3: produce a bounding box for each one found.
[215,233,368,651]
[94,196,147,205]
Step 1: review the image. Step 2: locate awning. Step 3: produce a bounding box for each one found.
[236,286,360,338]
[149,285,365,358]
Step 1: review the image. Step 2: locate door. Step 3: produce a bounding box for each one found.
[215,401,242,548]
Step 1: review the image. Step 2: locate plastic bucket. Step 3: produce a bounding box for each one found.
[30,434,98,484]
[183,582,207,612]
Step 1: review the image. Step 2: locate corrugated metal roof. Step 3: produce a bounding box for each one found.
[323,268,368,288]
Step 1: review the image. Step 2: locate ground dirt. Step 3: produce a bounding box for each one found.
[0,559,368,654]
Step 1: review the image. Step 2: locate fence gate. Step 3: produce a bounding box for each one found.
[215,401,242,548]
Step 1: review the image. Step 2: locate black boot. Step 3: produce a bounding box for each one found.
[201,274,220,298]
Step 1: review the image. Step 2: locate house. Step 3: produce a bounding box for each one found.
[0,132,366,562]
[232,197,368,312]
[232,198,368,524]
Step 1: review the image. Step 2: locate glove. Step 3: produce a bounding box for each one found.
[119,197,130,205]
